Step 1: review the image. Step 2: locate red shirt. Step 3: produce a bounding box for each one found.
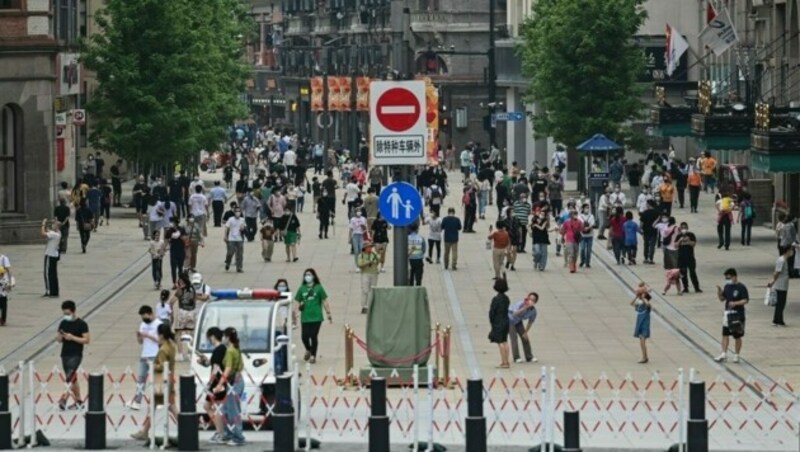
[609,216,625,239]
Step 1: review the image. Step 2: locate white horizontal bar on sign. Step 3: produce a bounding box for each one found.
[380,106,416,114]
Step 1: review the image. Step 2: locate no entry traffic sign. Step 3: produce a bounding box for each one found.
[369,81,427,165]
[376,88,421,132]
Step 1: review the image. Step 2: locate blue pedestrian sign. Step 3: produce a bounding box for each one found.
[492,112,525,122]
[379,182,423,227]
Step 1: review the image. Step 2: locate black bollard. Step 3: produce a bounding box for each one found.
[687,419,709,452]
[0,374,10,450]
[178,375,198,451]
[85,373,106,450]
[563,411,581,452]
[369,377,389,452]
[689,381,705,420]
[465,378,486,452]
[273,374,295,452]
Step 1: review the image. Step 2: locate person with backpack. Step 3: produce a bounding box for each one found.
[426,183,444,217]
[715,191,734,251]
[738,192,755,246]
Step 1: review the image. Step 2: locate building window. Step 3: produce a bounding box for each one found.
[0,104,22,213]
[0,0,22,9]
[418,0,439,10]
[56,0,78,44]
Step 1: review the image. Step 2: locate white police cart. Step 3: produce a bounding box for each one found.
[189,288,293,427]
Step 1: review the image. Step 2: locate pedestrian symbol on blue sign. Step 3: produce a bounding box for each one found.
[379,182,423,227]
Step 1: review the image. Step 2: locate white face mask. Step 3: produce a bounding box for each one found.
[304,275,314,284]
[277,284,288,292]
[63,314,74,322]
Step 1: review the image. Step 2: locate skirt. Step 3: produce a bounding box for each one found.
[285,230,299,245]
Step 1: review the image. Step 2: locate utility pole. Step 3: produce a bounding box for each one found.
[487,0,497,148]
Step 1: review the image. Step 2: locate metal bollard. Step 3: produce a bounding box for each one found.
[687,381,708,452]
[177,375,198,451]
[368,377,389,452]
[0,374,10,450]
[689,381,705,420]
[85,373,106,450]
[687,419,709,452]
[563,411,581,452]
[273,374,294,452]
[465,378,486,452]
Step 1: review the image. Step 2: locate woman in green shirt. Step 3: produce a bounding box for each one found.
[294,268,332,363]
[216,327,246,446]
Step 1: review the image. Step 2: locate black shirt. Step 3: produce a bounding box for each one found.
[54,205,71,223]
[168,179,182,199]
[675,231,696,264]
[531,179,548,198]
[208,343,227,391]
[371,219,389,243]
[531,218,550,244]
[101,186,112,206]
[222,209,236,222]
[110,165,120,180]
[58,318,89,357]
[132,182,148,204]
[322,178,337,198]
[722,282,749,321]
[639,208,660,235]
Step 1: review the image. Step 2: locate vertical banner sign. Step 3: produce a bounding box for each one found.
[310,77,324,112]
[356,77,371,111]
[338,76,352,112]
[418,77,439,165]
[56,138,66,172]
[327,77,341,111]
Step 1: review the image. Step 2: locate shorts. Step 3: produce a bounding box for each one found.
[722,321,745,339]
[62,355,82,383]
[375,243,387,254]
[285,230,298,245]
[174,308,196,331]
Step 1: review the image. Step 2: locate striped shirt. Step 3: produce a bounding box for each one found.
[512,201,532,225]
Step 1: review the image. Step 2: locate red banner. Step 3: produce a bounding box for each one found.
[56,138,65,172]
[338,76,352,112]
[356,77,370,111]
[311,77,324,112]
[327,77,341,111]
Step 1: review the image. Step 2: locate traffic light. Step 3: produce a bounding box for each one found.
[440,116,451,133]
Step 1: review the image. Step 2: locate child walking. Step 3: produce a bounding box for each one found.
[663,268,683,295]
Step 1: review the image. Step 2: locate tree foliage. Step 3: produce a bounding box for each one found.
[518,0,647,148]
[82,0,252,168]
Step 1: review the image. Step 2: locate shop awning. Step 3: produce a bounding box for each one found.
[751,151,800,173]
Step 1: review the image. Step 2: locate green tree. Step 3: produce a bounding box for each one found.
[518,0,647,148]
[82,0,252,170]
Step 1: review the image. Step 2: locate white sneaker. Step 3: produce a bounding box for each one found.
[732,354,740,363]
[514,358,524,363]
[714,353,727,362]
[126,401,141,411]
[354,267,360,273]
[529,356,539,363]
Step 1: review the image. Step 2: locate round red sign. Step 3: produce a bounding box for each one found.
[375,88,421,133]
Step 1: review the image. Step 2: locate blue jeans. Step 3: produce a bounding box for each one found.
[133,358,153,403]
[533,243,548,270]
[352,233,364,265]
[223,378,245,443]
[478,190,489,217]
[579,237,593,266]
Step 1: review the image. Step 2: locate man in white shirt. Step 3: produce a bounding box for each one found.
[609,186,627,208]
[283,147,297,178]
[343,178,361,219]
[188,185,209,236]
[224,209,246,272]
[128,305,162,410]
[42,219,61,297]
[596,188,611,240]
[636,186,653,214]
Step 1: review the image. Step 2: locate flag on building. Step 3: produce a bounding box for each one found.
[700,6,739,56]
[665,24,690,77]
[706,0,717,24]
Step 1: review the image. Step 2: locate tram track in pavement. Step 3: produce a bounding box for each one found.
[592,245,794,401]
[0,252,151,372]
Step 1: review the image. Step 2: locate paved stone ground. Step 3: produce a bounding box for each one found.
[1,170,797,451]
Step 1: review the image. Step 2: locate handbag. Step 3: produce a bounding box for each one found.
[764,288,778,307]
[82,221,93,232]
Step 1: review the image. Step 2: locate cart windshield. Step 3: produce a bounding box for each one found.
[195,302,273,354]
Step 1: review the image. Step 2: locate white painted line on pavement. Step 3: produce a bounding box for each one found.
[442,270,481,377]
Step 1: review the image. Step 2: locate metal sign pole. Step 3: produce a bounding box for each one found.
[393,166,410,286]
